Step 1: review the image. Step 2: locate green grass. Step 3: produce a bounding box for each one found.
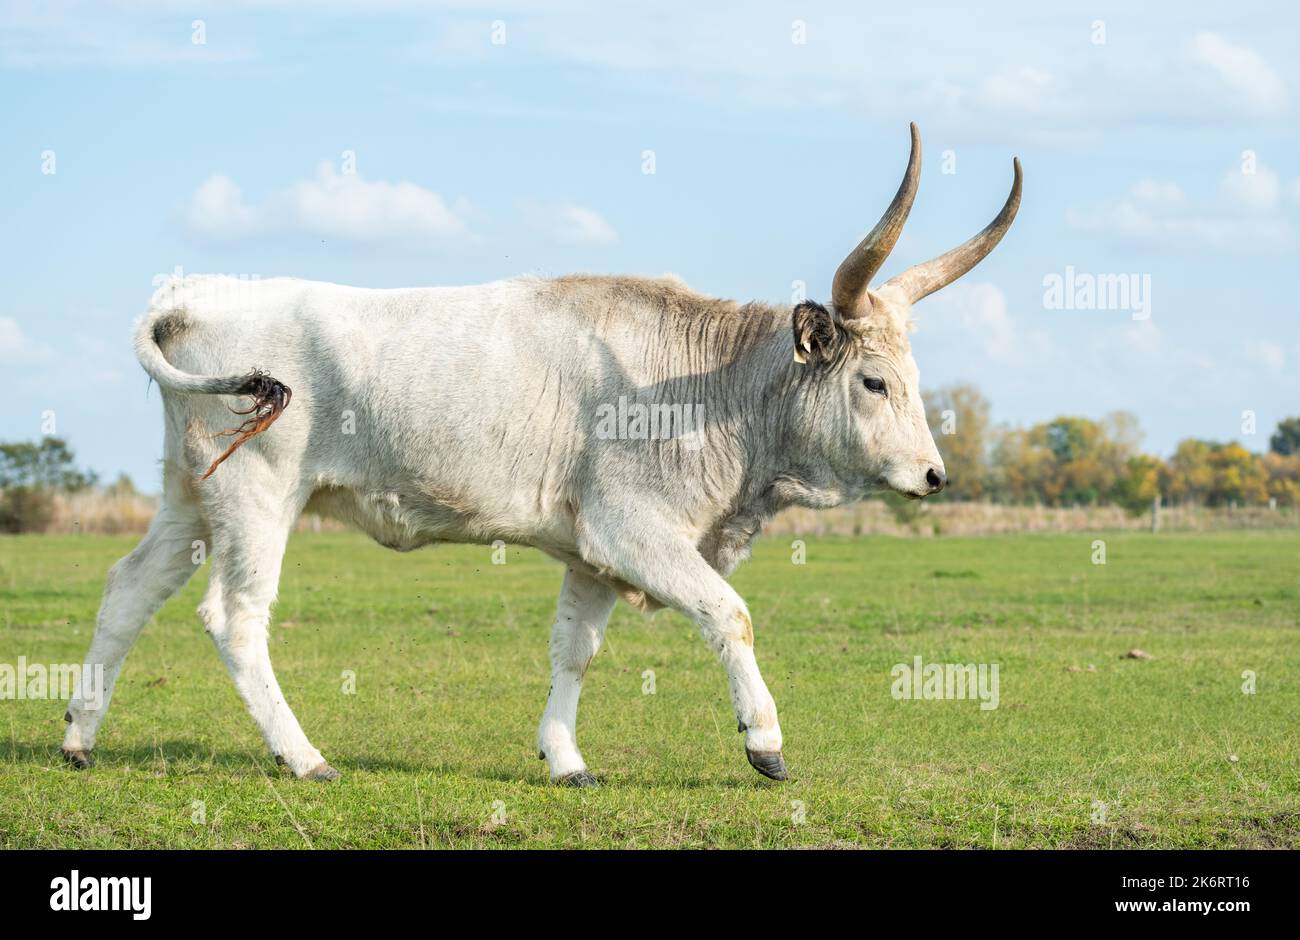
[1,530,1298,848]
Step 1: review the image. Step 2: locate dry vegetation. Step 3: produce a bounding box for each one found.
[25,489,1300,538]
[770,499,1300,537]
[45,489,160,535]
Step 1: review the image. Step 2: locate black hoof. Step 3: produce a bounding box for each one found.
[274,754,286,767]
[302,762,340,781]
[62,748,93,770]
[556,770,599,788]
[746,749,788,781]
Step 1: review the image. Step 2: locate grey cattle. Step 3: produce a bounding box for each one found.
[63,125,1020,784]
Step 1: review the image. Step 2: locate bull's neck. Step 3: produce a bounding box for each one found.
[704,306,846,517]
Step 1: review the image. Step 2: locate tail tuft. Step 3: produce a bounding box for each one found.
[200,370,293,480]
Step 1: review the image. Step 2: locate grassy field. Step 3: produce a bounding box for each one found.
[1,530,1297,849]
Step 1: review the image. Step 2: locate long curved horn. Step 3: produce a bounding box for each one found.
[831,122,921,319]
[882,157,1022,305]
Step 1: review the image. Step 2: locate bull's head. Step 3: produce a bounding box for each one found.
[791,123,1020,499]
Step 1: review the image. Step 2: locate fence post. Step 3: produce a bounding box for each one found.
[1150,495,1161,534]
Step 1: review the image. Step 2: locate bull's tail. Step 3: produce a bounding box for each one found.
[134,308,292,480]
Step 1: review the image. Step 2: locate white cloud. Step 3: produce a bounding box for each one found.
[1128,180,1188,213]
[185,164,618,249]
[1121,317,1165,359]
[1218,166,1281,213]
[6,6,1293,141]
[920,282,1050,363]
[1066,168,1297,253]
[1081,317,1217,377]
[410,12,1294,141]
[523,202,619,247]
[186,163,467,241]
[1245,339,1286,371]
[975,66,1055,114]
[0,4,254,69]
[1190,32,1287,116]
[955,283,1018,360]
[186,174,258,238]
[287,163,465,239]
[0,317,50,363]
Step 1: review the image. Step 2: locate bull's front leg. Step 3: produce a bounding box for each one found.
[579,509,787,780]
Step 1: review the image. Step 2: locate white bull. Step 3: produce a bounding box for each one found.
[63,125,1020,784]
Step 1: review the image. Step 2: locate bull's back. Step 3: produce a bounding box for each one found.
[155,275,599,543]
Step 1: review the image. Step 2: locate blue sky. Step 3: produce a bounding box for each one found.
[2,1,1298,490]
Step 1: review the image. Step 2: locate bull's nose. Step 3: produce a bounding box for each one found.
[925,467,946,493]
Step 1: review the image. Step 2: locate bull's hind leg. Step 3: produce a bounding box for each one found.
[204,493,336,780]
[537,568,618,786]
[63,502,207,767]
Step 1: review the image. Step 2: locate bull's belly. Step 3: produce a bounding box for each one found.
[302,483,576,554]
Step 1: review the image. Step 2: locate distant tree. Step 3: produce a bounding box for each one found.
[1208,443,1269,505]
[0,486,55,533]
[977,412,1148,508]
[924,383,991,500]
[1166,439,1216,505]
[1270,417,1300,456]
[1038,416,1097,465]
[0,438,97,533]
[1039,417,1101,504]
[1166,439,1269,506]
[1112,454,1164,515]
[1102,411,1144,458]
[1262,452,1300,506]
[105,473,137,497]
[0,438,97,491]
[987,426,1054,504]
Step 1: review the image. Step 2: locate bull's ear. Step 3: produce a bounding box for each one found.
[792,300,846,365]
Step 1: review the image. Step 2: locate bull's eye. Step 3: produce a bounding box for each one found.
[863,376,888,397]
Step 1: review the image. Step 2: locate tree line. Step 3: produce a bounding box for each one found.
[0,438,129,533]
[925,385,1300,511]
